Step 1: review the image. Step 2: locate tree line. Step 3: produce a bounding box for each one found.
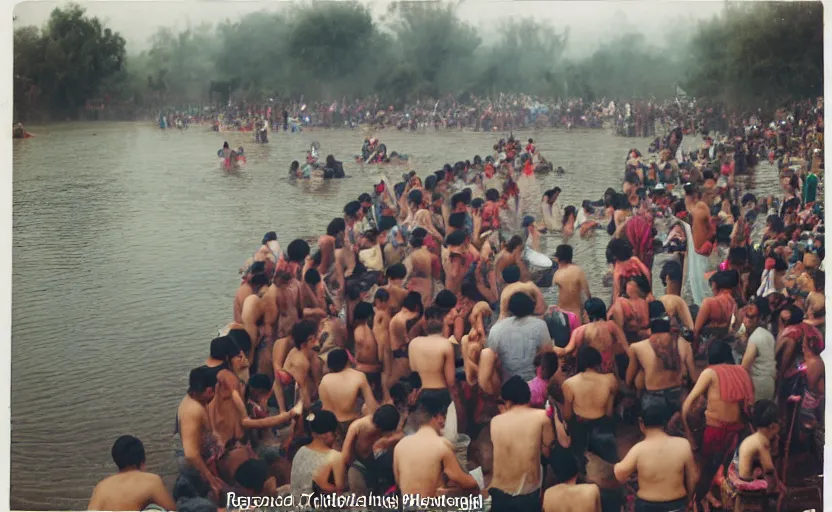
[13,1,823,120]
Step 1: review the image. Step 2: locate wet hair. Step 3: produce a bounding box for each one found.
[407,189,423,206]
[424,175,437,191]
[535,352,559,380]
[708,341,734,365]
[562,206,577,226]
[471,198,484,209]
[555,244,573,264]
[309,410,338,434]
[345,283,363,301]
[234,459,269,492]
[584,297,607,321]
[374,287,390,303]
[446,229,467,247]
[785,305,805,325]
[188,366,217,393]
[327,218,346,236]
[410,236,424,249]
[433,290,457,311]
[641,402,671,428]
[419,389,452,418]
[372,404,401,432]
[402,291,423,313]
[378,216,397,232]
[607,238,634,263]
[486,189,500,202]
[709,270,739,290]
[752,399,779,429]
[451,193,468,209]
[502,265,521,284]
[649,300,671,333]
[248,373,272,392]
[423,306,445,334]
[112,435,146,470]
[292,320,318,349]
[304,268,321,286]
[660,260,683,285]
[501,375,531,405]
[576,345,602,372]
[354,302,374,322]
[741,193,757,207]
[550,450,580,482]
[344,200,362,218]
[505,235,524,252]
[629,275,651,296]
[728,247,748,267]
[227,329,252,356]
[326,348,349,373]
[250,272,270,288]
[287,239,310,263]
[508,292,535,318]
[386,263,407,280]
[262,231,278,244]
[210,336,241,361]
[448,212,467,229]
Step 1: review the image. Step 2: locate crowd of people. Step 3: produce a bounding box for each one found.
[89,97,825,512]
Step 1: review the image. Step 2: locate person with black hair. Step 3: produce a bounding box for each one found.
[739,297,777,401]
[319,348,379,450]
[298,267,327,322]
[393,391,478,497]
[342,404,403,494]
[290,409,345,498]
[409,307,459,424]
[541,188,563,232]
[731,399,780,484]
[683,182,716,306]
[488,376,554,511]
[174,367,225,499]
[682,341,754,506]
[381,262,409,312]
[658,260,695,333]
[542,451,601,512]
[495,235,529,284]
[234,261,269,325]
[239,277,269,366]
[281,320,322,411]
[352,301,386,401]
[693,270,739,357]
[497,262,547,320]
[553,244,591,320]
[88,436,176,511]
[775,303,824,404]
[562,346,619,475]
[614,401,696,512]
[607,237,651,300]
[626,301,697,417]
[405,230,437,310]
[609,275,652,344]
[318,218,347,308]
[556,297,628,378]
[388,291,424,387]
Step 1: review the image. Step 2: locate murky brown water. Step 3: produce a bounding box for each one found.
[11,123,781,509]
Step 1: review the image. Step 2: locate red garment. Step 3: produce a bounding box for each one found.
[703,422,744,460]
[780,323,825,358]
[711,364,754,409]
[624,214,654,269]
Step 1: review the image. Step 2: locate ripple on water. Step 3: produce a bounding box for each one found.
[11,123,782,509]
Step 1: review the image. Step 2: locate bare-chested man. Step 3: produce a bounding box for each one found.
[381,263,410,313]
[498,265,546,320]
[614,402,697,512]
[682,341,754,506]
[88,436,175,511]
[488,376,554,511]
[283,320,323,411]
[234,262,267,324]
[393,391,479,499]
[353,301,388,401]
[388,292,424,386]
[174,367,225,499]
[552,244,591,320]
[342,404,402,493]
[406,236,437,309]
[319,348,378,450]
[658,260,695,332]
[495,236,530,285]
[684,183,716,305]
[543,452,601,512]
[299,268,327,322]
[409,306,457,394]
[240,273,271,365]
[557,298,628,378]
[626,302,697,421]
[319,218,348,308]
[562,346,619,474]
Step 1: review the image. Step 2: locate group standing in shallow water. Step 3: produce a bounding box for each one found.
[88,98,824,512]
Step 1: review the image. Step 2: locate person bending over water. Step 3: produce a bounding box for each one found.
[88,436,176,511]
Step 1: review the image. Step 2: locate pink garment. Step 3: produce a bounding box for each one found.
[528,374,547,408]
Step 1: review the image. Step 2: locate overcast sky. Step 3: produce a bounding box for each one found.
[14,0,727,56]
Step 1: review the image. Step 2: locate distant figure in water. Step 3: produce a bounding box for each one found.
[87,436,176,511]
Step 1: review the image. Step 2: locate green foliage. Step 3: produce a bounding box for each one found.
[684,2,823,109]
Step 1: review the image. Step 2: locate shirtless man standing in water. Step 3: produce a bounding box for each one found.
[614,402,697,512]
[393,391,479,499]
[552,244,591,320]
[88,436,176,511]
[319,348,378,449]
[489,376,554,511]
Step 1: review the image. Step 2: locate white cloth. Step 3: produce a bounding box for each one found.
[681,220,711,306]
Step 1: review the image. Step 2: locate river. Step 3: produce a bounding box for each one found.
[10,122,781,509]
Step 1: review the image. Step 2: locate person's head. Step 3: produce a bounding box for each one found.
[307,409,338,446]
[660,260,682,289]
[423,306,445,335]
[386,263,407,283]
[784,304,805,326]
[508,292,535,318]
[418,389,452,433]
[292,320,320,351]
[327,217,346,240]
[486,188,500,202]
[402,291,423,314]
[555,244,573,264]
[373,287,390,310]
[287,239,310,263]
[649,301,671,333]
[584,297,607,322]
[534,351,559,380]
[188,366,217,403]
[743,297,770,332]
[434,289,457,311]
[227,329,252,358]
[345,283,363,303]
[505,235,524,253]
[111,435,146,471]
[234,459,269,493]
[326,348,349,373]
[372,404,401,433]
[576,345,602,372]
[751,399,780,438]
[550,449,581,483]
[626,275,651,299]
[249,271,270,290]
[210,335,245,368]
[501,375,531,406]
[640,401,671,432]
[354,301,374,325]
[708,341,734,366]
[607,238,634,263]
[247,373,272,401]
[501,264,521,284]
[709,269,739,294]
